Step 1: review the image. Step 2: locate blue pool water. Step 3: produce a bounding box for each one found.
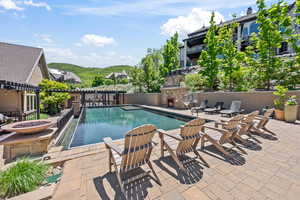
[70,107,186,147]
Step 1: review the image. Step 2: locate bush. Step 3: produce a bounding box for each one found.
[185,73,206,91]
[0,158,49,198]
[39,79,70,115]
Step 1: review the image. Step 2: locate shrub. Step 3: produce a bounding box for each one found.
[273,85,288,110]
[185,73,206,91]
[0,159,49,198]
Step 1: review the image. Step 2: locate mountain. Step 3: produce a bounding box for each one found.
[48,63,134,87]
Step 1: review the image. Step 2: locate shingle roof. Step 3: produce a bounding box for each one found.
[0,42,43,83]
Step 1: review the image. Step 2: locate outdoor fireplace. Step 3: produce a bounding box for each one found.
[167,98,175,108]
[161,87,189,109]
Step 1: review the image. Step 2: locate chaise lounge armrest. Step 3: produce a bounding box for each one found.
[103,137,123,155]
[157,129,182,141]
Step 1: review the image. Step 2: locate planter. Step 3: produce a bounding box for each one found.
[274,109,285,120]
[284,105,298,123]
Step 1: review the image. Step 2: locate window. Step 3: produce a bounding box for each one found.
[242,27,249,37]
[26,96,30,111]
[249,22,259,34]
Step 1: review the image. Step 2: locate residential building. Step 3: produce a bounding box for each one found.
[49,68,81,84]
[105,70,129,80]
[180,3,299,68]
[0,42,50,115]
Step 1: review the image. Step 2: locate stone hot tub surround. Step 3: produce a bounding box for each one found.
[161,87,189,109]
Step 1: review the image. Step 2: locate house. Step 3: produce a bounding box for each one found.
[180,3,299,67]
[0,42,50,115]
[105,70,128,80]
[49,68,81,84]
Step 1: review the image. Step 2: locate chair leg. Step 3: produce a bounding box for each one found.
[147,161,161,185]
[108,150,113,172]
[165,144,186,172]
[159,133,165,157]
[230,141,247,155]
[194,150,209,168]
[204,135,231,157]
[262,127,276,136]
[116,170,125,195]
[201,137,205,150]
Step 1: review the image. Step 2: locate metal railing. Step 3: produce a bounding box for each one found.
[2,110,37,122]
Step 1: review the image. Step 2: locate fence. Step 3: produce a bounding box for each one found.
[57,107,74,131]
[2,110,37,121]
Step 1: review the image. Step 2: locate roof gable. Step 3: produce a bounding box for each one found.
[0,42,46,83]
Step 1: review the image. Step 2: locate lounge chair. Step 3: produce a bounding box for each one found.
[220,101,244,117]
[158,118,209,173]
[250,108,275,136]
[201,115,247,157]
[234,111,261,144]
[204,102,224,114]
[103,124,161,194]
[191,100,208,116]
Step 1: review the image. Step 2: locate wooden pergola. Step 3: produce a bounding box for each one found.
[46,89,126,107]
[0,80,126,120]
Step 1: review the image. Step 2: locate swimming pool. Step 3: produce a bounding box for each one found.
[69,107,189,148]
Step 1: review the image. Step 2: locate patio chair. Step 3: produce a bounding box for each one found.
[250,108,275,136]
[220,101,244,117]
[233,111,261,144]
[158,118,209,173]
[204,102,224,114]
[201,115,247,157]
[191,100,208,116]
[103,124,161,194]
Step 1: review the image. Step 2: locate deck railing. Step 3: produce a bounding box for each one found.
[2,110,37,121]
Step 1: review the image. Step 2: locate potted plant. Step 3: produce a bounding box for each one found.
[273,85,288,120]
[284,95,298,123]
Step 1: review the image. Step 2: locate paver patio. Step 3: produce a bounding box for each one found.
[51,106,300,200]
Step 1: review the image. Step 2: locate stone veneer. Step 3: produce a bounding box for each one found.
[161,87,189,109]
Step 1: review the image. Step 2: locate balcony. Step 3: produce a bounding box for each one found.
[187,45,205,55]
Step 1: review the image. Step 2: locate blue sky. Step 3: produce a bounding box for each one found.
[0,0,294,68]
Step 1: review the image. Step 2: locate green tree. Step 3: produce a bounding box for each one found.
[130,67,144,92]
[198,12,221,90]
[92,75,105,87]
[39,79,70,114]
[141,54,163,92]
[161,32,180,76]
[218,21,245,91]
[247,0,292,90]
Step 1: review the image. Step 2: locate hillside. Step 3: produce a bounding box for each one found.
[48,63,134,87]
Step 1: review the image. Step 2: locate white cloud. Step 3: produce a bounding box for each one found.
[44,47,76,59]
[0,0,23,10]
[35,34,53,43]
[161,8,224,37]
[74,42,82,47]
[81,34,115,47]
[23,0,51,11]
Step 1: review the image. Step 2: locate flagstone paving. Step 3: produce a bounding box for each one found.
[52,107,300,200]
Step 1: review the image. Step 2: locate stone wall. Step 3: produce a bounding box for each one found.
[193,90,300,119]
[124,90,300,119]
